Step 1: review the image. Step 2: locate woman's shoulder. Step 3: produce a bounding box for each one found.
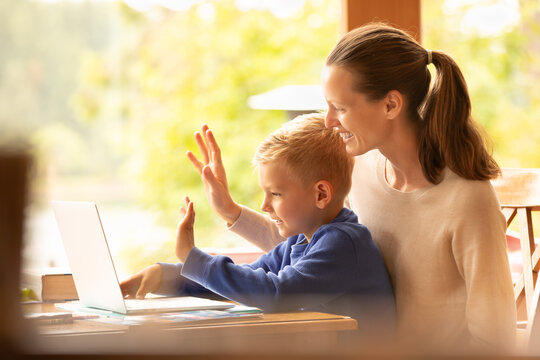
[436,168,501,212]
[442,169,498,196]
[423,170,506,244]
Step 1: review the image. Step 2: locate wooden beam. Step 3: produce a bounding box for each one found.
[341,0,422,42]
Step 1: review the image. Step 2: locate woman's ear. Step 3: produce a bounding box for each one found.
[314,180,333,209]
[384,90,403,119]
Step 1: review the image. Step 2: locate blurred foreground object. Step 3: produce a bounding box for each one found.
[0,149,33,353]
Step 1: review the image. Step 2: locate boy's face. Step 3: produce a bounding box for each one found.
[258,161,321,240]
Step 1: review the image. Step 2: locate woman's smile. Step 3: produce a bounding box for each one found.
[339,131,354,140]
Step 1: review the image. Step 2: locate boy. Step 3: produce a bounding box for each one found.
[165,113,394,326]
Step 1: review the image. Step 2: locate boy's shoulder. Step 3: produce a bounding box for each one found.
[307,222,381,265]
[313,208,374,246]
[318,220,372,244]
[326,207,371,235]
[283,208,375,251]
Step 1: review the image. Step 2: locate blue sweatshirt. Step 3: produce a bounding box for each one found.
[158,208,395,325]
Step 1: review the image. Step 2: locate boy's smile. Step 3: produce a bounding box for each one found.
[258,162,321,241]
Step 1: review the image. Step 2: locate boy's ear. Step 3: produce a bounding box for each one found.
[314,180,333,209]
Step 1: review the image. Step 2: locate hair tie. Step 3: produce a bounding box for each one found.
[426,49,432,65]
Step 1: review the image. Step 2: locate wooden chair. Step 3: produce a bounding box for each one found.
[491,168,540,339]
[527,278,540,354]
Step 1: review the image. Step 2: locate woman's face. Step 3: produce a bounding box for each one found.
[322,65,389,156]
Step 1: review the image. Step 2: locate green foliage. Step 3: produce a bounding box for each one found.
[422,0,540,168]
[71,0,340,269]
[0,0,124,187]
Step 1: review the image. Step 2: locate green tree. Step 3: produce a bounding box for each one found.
[422,0,540,168]
[0,0,126,196]
[74,0,340,269]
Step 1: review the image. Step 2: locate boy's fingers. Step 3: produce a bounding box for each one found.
[187,200,194,216]
[194,131,209,165]
[135,287,147,299]
[201,124,210,146]
[178,197,194,224]
[206,130,223,166]
[119,279,132,296]
[187,151,204,173]
[136,278,151,299]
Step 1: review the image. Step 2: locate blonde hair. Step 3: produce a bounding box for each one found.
[326,23,500,183]
[253,113,354,203]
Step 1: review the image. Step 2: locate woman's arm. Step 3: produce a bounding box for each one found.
[227,206,285,252]
[452,183,516,350]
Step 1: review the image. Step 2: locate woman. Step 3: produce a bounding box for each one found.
[121,23,515,352]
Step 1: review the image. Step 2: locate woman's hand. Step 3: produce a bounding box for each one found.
[175,196,195,263]
[119,263,162,299]
[187,124,241,225]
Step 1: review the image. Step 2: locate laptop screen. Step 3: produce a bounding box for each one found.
[52,201,128,313]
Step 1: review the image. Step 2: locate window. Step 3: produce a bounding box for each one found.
[1,0,339,277]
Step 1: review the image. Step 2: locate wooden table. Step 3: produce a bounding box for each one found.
[22,303,358,356]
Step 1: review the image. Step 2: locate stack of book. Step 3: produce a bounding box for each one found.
[21,268,78,302]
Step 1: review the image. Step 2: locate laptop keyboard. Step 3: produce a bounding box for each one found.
[125,298,183,309]
[122,296,234,313]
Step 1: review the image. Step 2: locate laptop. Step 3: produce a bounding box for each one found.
[52,200,234,315]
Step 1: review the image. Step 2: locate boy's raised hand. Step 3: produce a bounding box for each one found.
[186,124,241,225]
[175,196,196,263]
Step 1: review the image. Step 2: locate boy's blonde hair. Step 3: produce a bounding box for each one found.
[253,113,354,203]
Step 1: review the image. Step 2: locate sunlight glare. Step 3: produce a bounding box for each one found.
[196,2,216,22]
[235,0,305,18]
[122,0,202,12]
[307,13,323,28]
[35,0,308,18]
[443,0,520,37]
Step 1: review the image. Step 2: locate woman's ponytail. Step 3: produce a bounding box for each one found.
[420,51,500,183]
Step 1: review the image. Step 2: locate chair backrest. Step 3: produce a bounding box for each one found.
[492,169,540,209]
[491,168,540,349]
